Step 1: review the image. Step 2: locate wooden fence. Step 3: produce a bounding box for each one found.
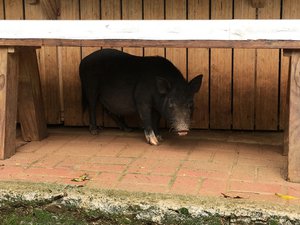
[1,0,300,131]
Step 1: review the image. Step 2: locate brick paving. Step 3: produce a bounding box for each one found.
[1,127,300,206]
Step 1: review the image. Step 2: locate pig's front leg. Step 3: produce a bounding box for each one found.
[136,104,159,145]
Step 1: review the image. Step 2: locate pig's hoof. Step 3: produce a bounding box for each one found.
[144,130,159,145]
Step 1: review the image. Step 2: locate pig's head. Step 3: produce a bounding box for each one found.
[157,75,203,136]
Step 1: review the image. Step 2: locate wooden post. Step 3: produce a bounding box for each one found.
[18,47,48,142]
[285,50,300,182]
[0,47,19,159]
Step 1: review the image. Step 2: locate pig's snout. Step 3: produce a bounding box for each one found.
[177,130,189,136]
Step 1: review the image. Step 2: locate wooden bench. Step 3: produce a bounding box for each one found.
[1,20,300,182]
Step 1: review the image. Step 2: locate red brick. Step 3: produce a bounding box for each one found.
[56,155,92,168]
[178,161,231,179]
[95,143,127,157]
[187,149,214,161]
[25,167,82,178]
[3,153,45,167]
[127,158,158,174]
[87,172,121,189]
[230,164,257,181]
[257,167,286,183]
[76,164,126,173]
[170,176,201,195]
[229,180,284,195]
[199,178,228,196]
[0,166,25,180]
[88,156,132,165]
[151,159,181,176]
[120,174,171,186]
[142,147,189,160]
[118,144,147,158]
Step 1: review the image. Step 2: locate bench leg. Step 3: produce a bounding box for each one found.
[285,50,300,182]
[0,47,19,159]
[18,47,48,141]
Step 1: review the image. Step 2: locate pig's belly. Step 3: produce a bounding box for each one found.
[100,90,137,116]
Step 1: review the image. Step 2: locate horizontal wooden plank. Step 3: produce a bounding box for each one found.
[0,20,300,49]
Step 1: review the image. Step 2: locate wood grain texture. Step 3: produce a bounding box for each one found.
[0,0,4,18]
[210,0,233,129]
[80,0,102,128]
[280,0,300,130]
[18,47,48,141]
[0,48,19,159]
[165,0,187,78]
[24,0,61,124]
[101,0,122,128]
[287,51,300,182]
[143,0,165,57]
[4,0,23,19]
[60,0,82,126]
[143,0,166,128]
[255,0,280,130]
[188,0,209,129]
[232,0,256,130]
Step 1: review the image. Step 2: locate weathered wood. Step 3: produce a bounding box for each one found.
[233,0,256,130]
[80,0,102,128]
[122,0,143,56]
[165,0,187,78]
[280,0,300,130]
[286,50,300,182]
[210,0,233,129]
[0,0,4,19]
[25,0,61,125]
[60,0,82,126]
[122,0,143,128]
[40,0,59,19]
[251,0,266,8]
[101,0,122,128]
[188,0,209,129]
[0,48,19,159]
[4,0,23,19]
[255,0,281,130]
[1,20,300,47]
[17,47,47,141]
[143,0,166,129]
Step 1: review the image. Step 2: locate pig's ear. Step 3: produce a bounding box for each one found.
[156,76,171,94]
[189,74,203,93]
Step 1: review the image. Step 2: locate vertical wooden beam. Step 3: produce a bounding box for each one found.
[80,0,102,128]
[101,0,121,128]
[18,47,48,141]
[286,50,300,183]
[233,0,256,130]
[165,0,187,79]
[210,0,233,129]
[60,0,82,126]
[280,0,300,130]
[255,0,280,130]
[25,0,61,125]
[188,0,210,129]
[122,0,143,56]
[0,48,19,159]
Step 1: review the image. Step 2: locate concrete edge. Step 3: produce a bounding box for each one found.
[0,181,299,224]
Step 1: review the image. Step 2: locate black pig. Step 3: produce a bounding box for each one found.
[79,49,203,145]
